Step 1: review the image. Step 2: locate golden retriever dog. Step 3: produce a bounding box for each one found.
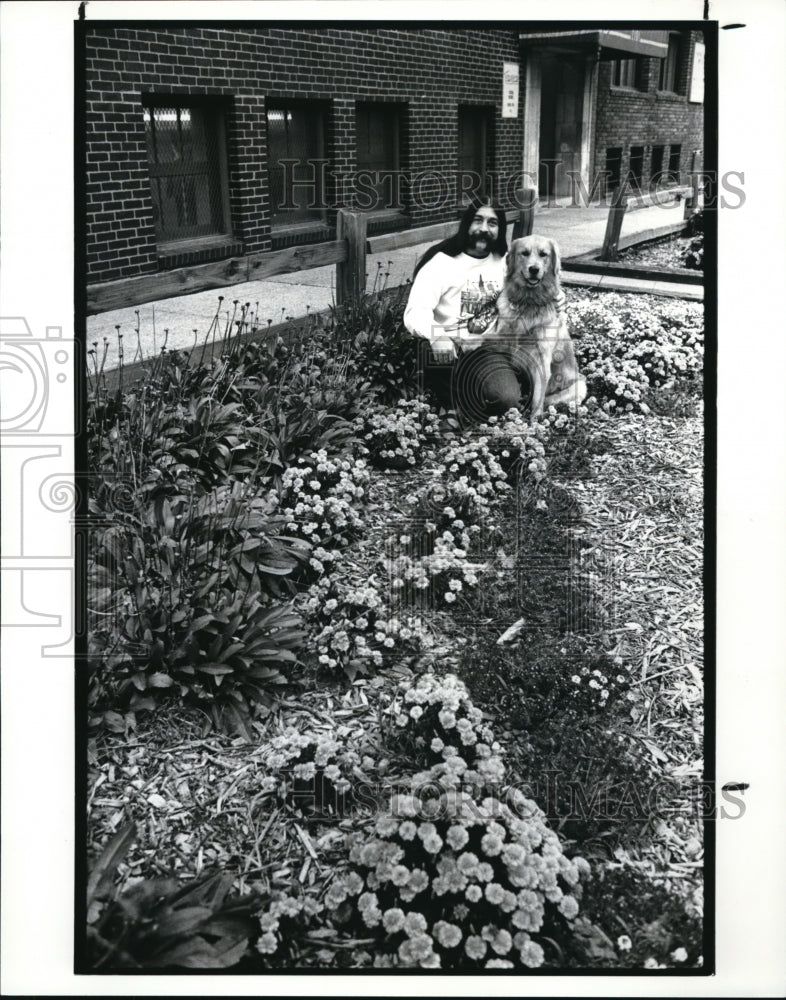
[486,235,587,419]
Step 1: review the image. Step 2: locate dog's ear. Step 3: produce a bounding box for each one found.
[549,238,561,277]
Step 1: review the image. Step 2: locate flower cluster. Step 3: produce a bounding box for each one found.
[386,672,503,775]
[256,890,324,960]
[568,291,703,413]
[276,450,369,568]
[679,234,703,271]
[481,408,549,480]
[568,660,631,714]
[383,524,483,610]
[329,770,589,969]
[258,724,361,805]
[439,436,510,521]
[303,573,430,677]
[355,397,441,469]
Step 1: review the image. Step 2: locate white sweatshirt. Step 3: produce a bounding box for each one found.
[403,251,506,353]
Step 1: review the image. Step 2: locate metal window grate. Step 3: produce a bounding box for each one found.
[267,103,326,225]
[356,102,402,211]
[144,104,228,242]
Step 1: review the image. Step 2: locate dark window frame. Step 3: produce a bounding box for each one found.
[355,101,406,214]
[457,104,495,202]
[265,99,329,230]
[605,146,623,191]
[628,145,645,190]
[667,144,682,184]
[658,33,682,93]
[610,57,644,91]
[651,144,666,179]
[142,96,232,250]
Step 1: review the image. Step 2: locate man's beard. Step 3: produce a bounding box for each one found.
[467,232,493,253]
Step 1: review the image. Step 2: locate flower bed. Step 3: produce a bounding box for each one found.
[86,284,704,972]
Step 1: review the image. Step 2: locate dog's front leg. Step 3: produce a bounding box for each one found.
[508,342,548,419]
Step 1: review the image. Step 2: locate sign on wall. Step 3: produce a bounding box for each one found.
[502,62,520,118]
[690,41,705,103]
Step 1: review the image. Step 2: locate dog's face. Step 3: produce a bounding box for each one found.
[506,236,561,288]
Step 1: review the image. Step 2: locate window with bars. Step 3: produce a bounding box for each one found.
[610,58,642,89]
[266,101,328,227]
[659,33,682,92]
[143,101,231,245]
[356,102,404,211]
[457,105,494,202]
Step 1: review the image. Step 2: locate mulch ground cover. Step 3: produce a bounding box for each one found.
[87,384,704,968]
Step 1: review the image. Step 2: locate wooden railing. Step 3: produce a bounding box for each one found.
[85,189,537,316]
[599,152,702,261]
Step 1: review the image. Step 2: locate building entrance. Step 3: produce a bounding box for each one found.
[538,53,584,199]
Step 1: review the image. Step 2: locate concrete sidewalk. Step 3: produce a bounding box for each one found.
[87,200,698,371]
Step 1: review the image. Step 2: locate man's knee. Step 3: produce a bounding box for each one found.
[482,371,521,414]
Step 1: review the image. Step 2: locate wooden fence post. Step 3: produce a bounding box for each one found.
[600,180,630,261]
[512,186,536,240]
[335,209,367,307]
[684,149,702,220]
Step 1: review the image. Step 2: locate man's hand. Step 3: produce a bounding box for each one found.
[431,336,457,364]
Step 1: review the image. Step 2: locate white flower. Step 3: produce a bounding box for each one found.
[433,920,462,949]
[256,930,278,954]
[446,824,469,851]
[465,884,482,903]
[399,820,417,841]
[403,911,427,937]
[671,946,688,963]
[465,935,487,960]
[558,895,579,919]
[617,934,632,951]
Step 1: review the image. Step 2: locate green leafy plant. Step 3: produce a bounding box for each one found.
[86,823,258,970]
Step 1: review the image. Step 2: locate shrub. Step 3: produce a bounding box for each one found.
[330,770,589,969]
[256,724,362,818]
[276,449,369,576]
[355,397,441,470]
[86,823,258,971]
[329,285,420,403]
[254,890,326,964]
[385,672,504,775]
[679,235,703,271]
[303,573,429,679]
[568,292,703,412]
[318,671,591,969]
[383,524,483,612]
[88,480,310,736]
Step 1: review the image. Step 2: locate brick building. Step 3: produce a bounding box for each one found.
[81,24,705,287]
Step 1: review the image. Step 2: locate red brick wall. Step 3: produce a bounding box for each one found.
[84,27,523,283]
[592,30,705,190]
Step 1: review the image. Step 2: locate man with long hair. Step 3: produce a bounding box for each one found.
[403,196,525,419]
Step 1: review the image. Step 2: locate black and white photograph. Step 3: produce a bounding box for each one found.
[1,0,785,995]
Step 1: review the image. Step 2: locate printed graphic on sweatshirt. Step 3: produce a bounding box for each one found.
[459,274,502,335]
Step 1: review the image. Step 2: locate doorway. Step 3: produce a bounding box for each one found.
[538,54,584,199]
